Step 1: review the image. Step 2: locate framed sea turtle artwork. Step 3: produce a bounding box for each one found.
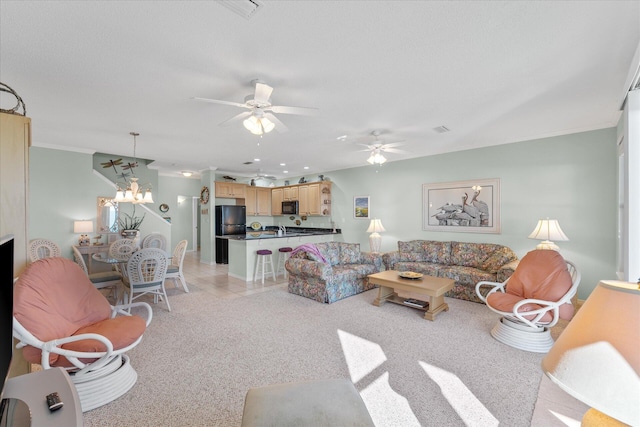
[422,178,500,233]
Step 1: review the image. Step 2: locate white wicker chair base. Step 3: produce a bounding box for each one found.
[71,354,138,412]
[490,317,554,353]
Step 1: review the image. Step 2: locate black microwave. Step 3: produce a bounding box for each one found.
[282,200,299,215]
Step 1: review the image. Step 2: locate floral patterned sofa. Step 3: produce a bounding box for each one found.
[382,240,518,304]
[285,242,384,303]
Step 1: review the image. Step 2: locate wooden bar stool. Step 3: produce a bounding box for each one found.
[276,247,293,279]
[254,249,276,284]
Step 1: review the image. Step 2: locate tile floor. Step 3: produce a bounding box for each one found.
[181,250,287,299]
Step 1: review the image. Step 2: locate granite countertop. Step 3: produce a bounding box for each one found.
[217,227,340,240]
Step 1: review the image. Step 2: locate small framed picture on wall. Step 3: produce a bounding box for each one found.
[354,196,370,219]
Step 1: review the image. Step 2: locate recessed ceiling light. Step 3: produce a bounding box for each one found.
[303,166,309,170]
[336,135,347,141]
[254,158,260,162]
[280,163,286,166]
[181,171,193,177]
[283,170,288,174]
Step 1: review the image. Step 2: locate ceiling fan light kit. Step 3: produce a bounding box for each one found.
[195,80,318,136]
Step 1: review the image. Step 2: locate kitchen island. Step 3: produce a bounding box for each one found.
[217,228,342,281]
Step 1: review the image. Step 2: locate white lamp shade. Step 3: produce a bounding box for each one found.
[74,220,93,233]
[528,219,569,241]
[366,219,386,233]
[542,281,640,426]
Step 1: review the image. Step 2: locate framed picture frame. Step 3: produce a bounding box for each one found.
[423,178,501,233]
[354,196,370,219]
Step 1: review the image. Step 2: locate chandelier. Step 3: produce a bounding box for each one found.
[243,110,275,135]
[114,132,154,204]
[367,148,387,165]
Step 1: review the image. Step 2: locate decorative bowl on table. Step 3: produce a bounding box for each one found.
[398,271,423,279]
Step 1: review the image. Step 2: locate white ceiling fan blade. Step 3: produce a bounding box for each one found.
[192,97,248,108]
[219,111,252,127]
[383,141,405,148]
[264,113,288,133]
[254,83,273,104]
[384,147,407,154]
[270,105,320,116]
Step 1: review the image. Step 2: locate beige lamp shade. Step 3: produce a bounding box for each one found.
[541,280,640,426]
[528,218,569,250]
[366,219,386,233]
[73,220,94,234]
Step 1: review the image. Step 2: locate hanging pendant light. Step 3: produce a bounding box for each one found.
[114,132,154,204]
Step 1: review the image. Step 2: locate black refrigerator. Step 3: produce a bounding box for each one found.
[215,205,246,264]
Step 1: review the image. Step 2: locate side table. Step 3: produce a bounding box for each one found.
[2,367,83,426]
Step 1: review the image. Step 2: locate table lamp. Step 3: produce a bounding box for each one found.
[541,280,640,426]
[366,218,385,253]
[528,218,569,251]
[74,220,93,246]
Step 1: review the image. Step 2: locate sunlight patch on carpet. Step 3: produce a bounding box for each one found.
[360,372,421,427]
[420,361,498,427]
[337,329,387,383]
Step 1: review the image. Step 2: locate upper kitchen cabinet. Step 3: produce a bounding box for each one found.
[283,186,298,201]
[245,187,272,216]
[271,188,283,215]
[299,182,331,216]
[215,182,246,199]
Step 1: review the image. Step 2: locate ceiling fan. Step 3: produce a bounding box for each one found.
[355,130,406,164]
[193,80,319,135]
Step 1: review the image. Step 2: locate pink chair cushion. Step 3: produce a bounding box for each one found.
[487,250,574,321]
[14,257,146,365]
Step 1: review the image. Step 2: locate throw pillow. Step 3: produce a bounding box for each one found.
[481,246,518,273]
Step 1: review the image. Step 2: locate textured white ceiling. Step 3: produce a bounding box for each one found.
[1,1,638,179]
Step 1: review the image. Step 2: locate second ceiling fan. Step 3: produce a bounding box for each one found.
[193,80,319,135]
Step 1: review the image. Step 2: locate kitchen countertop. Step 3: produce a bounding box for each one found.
[217,227,340,241]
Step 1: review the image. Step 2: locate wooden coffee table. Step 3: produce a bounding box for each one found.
[369,270,455,321]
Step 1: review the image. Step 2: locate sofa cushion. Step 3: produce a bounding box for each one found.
[339,243,361,264]
[451,242,505,269]
[394,262,441,277]
[422,241,452,264]
[481,246,518,273]
[438,265,496,287]
[333,264,377,278]
[317,242,341,266]
[398,240,427,262]
[485,293,557,323]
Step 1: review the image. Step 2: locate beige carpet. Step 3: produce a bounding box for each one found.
[83,285,557,426]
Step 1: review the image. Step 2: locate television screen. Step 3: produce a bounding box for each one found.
[0,234,14,399]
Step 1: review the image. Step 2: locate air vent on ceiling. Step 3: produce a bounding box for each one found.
[243,161,253,165]
[432,125,450,134]
[217,0,263,20]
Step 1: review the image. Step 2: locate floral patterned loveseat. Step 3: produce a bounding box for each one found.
[382,240,518,304]
[285,242,384,303]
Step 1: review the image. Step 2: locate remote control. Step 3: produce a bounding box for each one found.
[46,392,64,411]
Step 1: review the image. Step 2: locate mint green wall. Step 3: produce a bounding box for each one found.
[29,148,114,257]
[29,127,617,299]
[29,147,169,257]
[157,175,201,251]
[322,128,617,300]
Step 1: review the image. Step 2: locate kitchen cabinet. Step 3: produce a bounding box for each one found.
[271,188,283,215]
[215,182,246,199]
[245,187,272,216]
[298,183,327,216]
[283,186,298,201]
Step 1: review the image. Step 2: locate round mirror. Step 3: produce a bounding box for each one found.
[97,197,119,233]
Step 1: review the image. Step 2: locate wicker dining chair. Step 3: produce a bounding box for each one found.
[28,238,61,262]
